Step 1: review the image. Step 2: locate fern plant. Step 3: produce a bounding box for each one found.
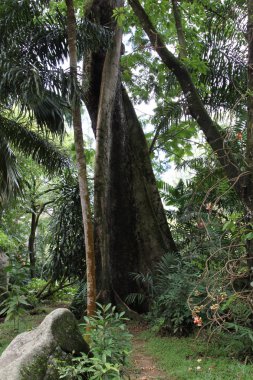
[0,284,31,330]
[126,253,200,336]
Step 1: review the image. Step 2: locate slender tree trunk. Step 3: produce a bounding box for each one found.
[28,201,52,279]
[246,0,253,274]
[28,205,36,278]
[66,0,96,316]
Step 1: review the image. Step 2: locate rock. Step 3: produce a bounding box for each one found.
[0,308,89,380]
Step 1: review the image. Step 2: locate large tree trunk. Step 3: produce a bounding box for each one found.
[94,1,123,302]
[85,1,177,303]
[66,0,96,316]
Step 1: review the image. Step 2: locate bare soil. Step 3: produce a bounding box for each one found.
[127,324,169,380]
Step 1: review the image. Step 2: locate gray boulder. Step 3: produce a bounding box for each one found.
[0,308,89,380]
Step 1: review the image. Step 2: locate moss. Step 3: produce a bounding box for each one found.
[20,352,49,380]
[20,347,69,380]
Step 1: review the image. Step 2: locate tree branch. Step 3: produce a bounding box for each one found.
[171,0,187,59]
[129,0,243,199]
[149,118,168,154]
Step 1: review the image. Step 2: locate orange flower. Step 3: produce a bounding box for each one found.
[237,132,242,140]
[193,315,203,327]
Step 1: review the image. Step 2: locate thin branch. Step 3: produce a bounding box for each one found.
[129,0,244,203]
[171,0,187,59]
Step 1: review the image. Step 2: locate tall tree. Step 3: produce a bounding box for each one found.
[128,0,253,278]
[1,0,177,304]
[85,0,177,302]
[65,0,96,316]
[93,0,124,301]
[0,0,108,202]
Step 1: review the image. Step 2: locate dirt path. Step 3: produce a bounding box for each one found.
[127,325,168,380]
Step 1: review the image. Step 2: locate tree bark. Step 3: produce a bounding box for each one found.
[94,0,123,302]
[246,0,253,274]
[171,0,187,59]
[85,0,177,302]
[66,0,96,316]
[28,204,36,278]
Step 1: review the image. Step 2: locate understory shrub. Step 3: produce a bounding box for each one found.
[126,253,201,336]
[0,284,31,329]
[55,303,132,379]
[0,262,33,329]
[205,297,253,361]
[189,252,253,360]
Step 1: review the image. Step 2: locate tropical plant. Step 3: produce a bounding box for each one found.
[0,262,31,329]
[48,173,85,282]
[127,253,201,336]
[0,104,69,204]
[0,285,31,330]
[0,0,111,201]
[55,303,132,380]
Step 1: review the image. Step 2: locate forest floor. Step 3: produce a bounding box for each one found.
[127,324,169,380]
[0,305,170,379]
[133,327,253,380]
[2,305,253,379]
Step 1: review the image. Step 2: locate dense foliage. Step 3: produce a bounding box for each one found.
[55,304,132,380]
[0,1,253,377]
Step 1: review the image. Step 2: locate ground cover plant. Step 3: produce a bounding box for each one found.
[0,305,55,355]
[141,330,253,380]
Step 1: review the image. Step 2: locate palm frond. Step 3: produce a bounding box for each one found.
[0,113,70,174]
[125,292,146,305]
[48,174,85,281]
[0,138,21,203]
[0,0,112,136]
[32,93,69,136]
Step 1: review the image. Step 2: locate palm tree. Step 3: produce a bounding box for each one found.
[0,0,68,200]
[0,109,69,204]
[0,0,110,202]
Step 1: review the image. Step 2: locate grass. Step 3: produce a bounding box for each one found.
[141,330,253,380]
[0,305,57,355]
